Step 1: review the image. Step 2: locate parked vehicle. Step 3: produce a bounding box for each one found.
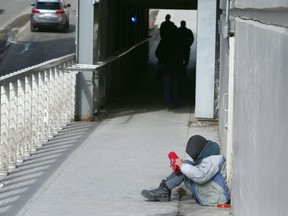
[30,0,71,32]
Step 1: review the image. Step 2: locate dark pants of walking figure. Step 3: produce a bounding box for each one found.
[163,75,178,108]
[183,51,190,71]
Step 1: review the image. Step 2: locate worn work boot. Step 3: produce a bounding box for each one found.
[141,180,171,202]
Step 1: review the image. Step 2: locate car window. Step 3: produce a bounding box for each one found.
[36,2,61,10]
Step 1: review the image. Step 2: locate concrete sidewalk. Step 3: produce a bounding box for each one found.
[0,9,231,215]
[0,67,231,215]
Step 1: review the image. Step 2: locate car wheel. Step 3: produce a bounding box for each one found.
[30,24,37,32]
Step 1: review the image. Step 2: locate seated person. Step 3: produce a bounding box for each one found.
[141,135,230,205]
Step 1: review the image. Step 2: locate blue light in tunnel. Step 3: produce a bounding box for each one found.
[131,16,137,23]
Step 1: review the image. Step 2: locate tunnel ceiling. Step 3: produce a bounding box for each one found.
[120,0,197,9]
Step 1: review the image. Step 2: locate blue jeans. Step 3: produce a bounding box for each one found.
[164,172,185,189]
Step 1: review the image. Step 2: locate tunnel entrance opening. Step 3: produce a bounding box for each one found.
[148,9,197,110]
[77,0,218,120]
[105,9,198,114]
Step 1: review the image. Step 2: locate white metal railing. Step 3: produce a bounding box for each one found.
[0,54,76,176]
[0,38,149,176]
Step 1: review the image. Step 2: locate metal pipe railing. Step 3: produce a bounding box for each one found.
[0,54,76,175]
[64,38,149,115]
[95,38,149,111]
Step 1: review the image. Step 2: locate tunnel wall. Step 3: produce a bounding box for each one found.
[217,0,288,215]
[97,0,149,59]
[76,0,149,119]
[218,0,230,176]
[96,0,149,105]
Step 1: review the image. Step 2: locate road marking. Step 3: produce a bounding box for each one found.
[6,27,31,55]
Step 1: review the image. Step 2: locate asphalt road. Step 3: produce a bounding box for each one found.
[0,0,76,76]
[0,0,33,30]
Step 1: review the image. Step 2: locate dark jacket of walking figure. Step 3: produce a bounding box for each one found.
[177,21,194,71]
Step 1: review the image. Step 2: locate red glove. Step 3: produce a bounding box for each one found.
[168,152,181,174]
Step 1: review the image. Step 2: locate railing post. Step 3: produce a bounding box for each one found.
[0,86,9,175]
[8,82,17,169]
[16,78,25,163]
[38,71,46,147]
[31,73,39,151]
[47,68,55,139]
[75,72,94,121]
[66,69,76,122]
[54,67,62,131]
[43,70,50,143]
[24,75,32,156]
[61,69,68,125]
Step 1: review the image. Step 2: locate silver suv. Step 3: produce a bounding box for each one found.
[30,0,71,32]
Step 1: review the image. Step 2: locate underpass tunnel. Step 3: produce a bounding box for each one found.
[76,0,230,204]
[76,0,218,122]
[94,2,197,111]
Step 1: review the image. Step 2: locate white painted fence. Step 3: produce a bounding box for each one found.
[0,54,76,176]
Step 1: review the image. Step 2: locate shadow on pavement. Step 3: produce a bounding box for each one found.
[100,60,196,122]
[0,122,97,216]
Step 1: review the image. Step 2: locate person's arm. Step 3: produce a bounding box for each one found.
[188,30,194,46]
[177,155,223,184]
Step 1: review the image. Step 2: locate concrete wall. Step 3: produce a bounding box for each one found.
[234,0,288,8]
[75,0,95,120]
[218,0,229,154]
[218,0,233,188]
[195,0,218,119]
[228,0,288,215]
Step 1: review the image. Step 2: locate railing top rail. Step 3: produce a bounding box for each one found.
[0,53,76,85]
[64,38,150,72]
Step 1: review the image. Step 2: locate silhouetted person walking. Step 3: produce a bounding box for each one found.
[156,16,181,110]
[160,14,177,40]
[177,20,194,72]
